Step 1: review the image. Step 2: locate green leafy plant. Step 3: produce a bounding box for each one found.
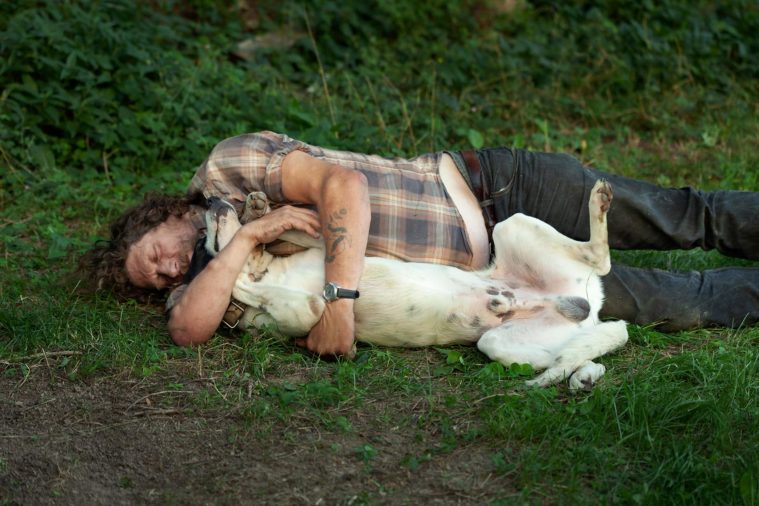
[1,1,757,504]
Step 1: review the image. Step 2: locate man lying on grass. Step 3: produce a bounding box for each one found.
[85,131,759,356]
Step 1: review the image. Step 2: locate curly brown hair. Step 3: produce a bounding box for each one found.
[80,193,203,302]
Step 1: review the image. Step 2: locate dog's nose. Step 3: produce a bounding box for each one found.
[206,196,233,216]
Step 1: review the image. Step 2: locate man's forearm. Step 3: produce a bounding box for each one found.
[299,168,370,355]
[168,229,257,346]
[320,170,370,293]
[279,150,371,355]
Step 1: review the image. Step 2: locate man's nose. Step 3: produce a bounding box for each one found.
[160,258,180,278]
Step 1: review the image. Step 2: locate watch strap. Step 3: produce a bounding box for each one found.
[323,282,360,301]
[335,287,360,299]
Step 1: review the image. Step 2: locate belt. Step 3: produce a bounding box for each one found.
[459,150,497,244]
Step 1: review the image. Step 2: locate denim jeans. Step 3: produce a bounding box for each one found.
[450,147,759,330]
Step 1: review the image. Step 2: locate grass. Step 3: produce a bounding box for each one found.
[1,0,758,504]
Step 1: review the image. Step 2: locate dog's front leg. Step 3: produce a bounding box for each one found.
[233,283,325,336]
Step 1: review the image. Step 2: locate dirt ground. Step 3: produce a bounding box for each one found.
[0,365,517,505]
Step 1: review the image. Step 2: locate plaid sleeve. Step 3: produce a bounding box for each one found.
[187,131,311,207]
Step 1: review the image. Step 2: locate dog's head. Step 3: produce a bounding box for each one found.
[204,196,242,256]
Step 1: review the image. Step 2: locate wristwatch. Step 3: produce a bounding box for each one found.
[322,282,360,302]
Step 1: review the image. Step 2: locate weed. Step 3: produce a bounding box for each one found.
[0,1,757,504]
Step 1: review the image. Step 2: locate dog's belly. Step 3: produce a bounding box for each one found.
[354,259,485,346]
[355,259,546,347]
[354,257,605,347]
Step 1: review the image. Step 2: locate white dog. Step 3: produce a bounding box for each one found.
[205,180,628,389]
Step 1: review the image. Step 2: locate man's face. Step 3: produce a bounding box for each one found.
[125,216,197,290]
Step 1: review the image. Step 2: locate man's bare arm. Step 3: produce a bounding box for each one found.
[168,206,320,346]
[281,150,370,357]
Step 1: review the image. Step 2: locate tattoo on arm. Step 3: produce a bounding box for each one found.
[325,208,350,263]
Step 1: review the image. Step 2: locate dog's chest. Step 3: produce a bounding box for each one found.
[248,248,327,293]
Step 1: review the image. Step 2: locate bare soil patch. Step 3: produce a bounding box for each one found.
[0,365,516,505]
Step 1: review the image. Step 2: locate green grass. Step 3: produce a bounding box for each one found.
[1,1,758,504]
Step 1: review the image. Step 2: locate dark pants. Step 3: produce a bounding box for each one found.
[450,148,759,331]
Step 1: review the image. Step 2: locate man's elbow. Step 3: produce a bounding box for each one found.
[168,313,213,347]
[169,327,195,347]
[325,166,368,196]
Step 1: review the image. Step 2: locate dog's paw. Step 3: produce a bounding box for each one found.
[243,191,270,222]
[525,366,571,388]
[591,179,613,217]
[568,361,606,391]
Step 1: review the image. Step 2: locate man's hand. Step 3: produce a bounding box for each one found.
[240,205,321,245]
[295,299,357,358]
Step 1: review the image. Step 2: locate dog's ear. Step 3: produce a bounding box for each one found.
[184,237,214,284]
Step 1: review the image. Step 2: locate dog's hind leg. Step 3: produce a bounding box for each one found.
[205,197,242,254]
[476,322,559,371]
[582,179,612,275]
[525,320,628,388]
[489,179,613,280]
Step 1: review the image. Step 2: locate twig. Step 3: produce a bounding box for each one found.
[0,215,34,226]
[129,408,188,417]
[19,397,57,413]
[0,144,34,176]
[472,392,509,404]
[0,419,143,439]
[101,149,111,182]
[69,278,82,296]
[125,390,194,412]
[8,350,82,361]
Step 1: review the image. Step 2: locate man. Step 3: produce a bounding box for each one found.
[88,131,759,356]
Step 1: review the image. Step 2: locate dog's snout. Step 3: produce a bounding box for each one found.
[207,196,234,216]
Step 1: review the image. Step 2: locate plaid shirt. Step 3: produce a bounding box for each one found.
[167,132,473,313]
[188,131,473,268]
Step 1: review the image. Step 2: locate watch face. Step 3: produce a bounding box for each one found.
[323,283,338,300]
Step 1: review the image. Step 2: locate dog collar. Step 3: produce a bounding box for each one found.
[222,298,247,329]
